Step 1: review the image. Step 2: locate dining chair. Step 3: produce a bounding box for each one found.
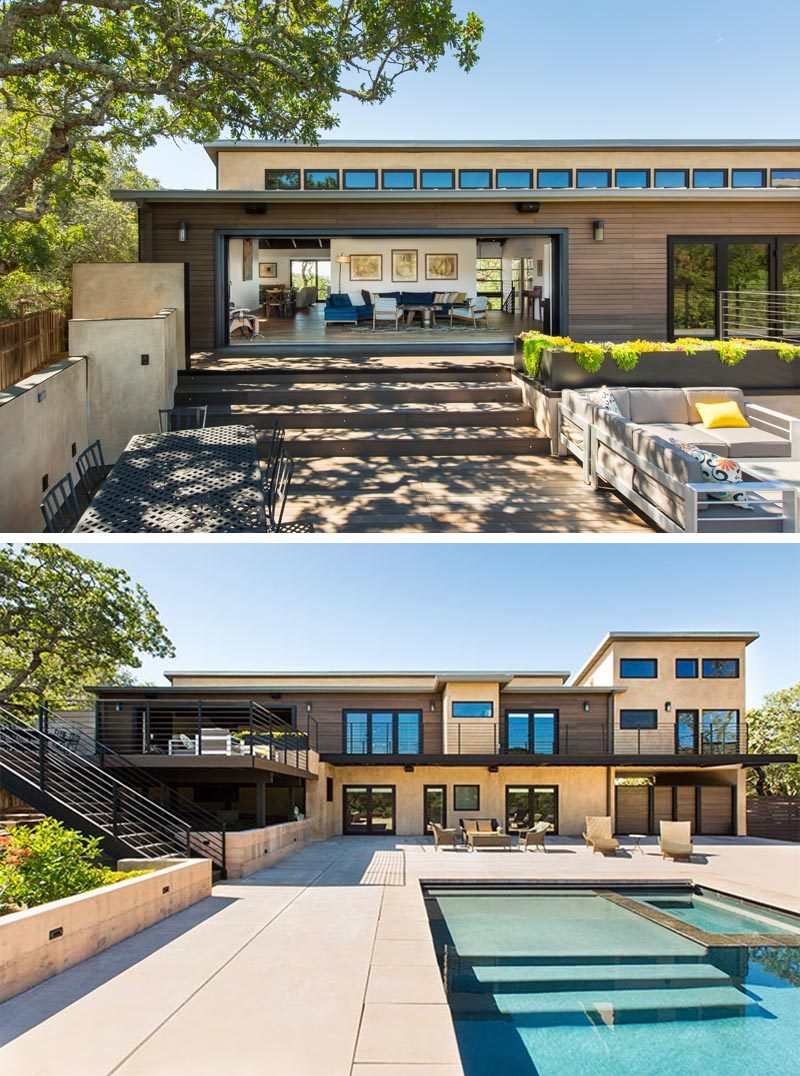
[40,473,81,532]
[75,439,113,502]
[158,406,208,432]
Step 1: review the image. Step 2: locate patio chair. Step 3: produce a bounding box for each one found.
[75,439,113,503]
[168,733,197,755]
[372,296,402,330]
[40,473,80,532]
[660,820,694,861]
[263,422,285,495]
[520,821,551,852]
[582,816,621,855]
[265,445,315,533]
[429,822,459,850]
[158,406,208,432]
[449,295,489,328]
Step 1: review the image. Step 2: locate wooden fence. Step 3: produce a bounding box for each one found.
[0,309,67,391]
[746,796,800,842]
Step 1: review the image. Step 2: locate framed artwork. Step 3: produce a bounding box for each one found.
[392,249,418,282]
[242,238,254,280]
[350,254,383,280]
[425,253,458,280]
[259,262,278,278]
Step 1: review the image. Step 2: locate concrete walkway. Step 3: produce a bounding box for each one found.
[1,835,798,1076]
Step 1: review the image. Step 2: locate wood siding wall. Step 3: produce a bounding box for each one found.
[143,199,800,349]
[746,796,800,842]
[499,693,610,754]
[615,782,734,835]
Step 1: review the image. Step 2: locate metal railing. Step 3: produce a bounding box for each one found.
[40,705,226,872]
[94,699,317,772]
[719,289,800,342]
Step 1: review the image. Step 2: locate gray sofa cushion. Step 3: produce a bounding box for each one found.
[628,388,690,425]
[633,423,730,455]
[683,387,747,425]
[607,388,631,419]
[705,425,791,459]
[561,389,597,425]
[594,407,637,449]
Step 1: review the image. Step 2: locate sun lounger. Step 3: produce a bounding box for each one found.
[660,820,693,860]
[583,815,621,855]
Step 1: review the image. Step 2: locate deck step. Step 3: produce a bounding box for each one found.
[455,962,734,994]
[207,401,531,431]
[177,379,521,407]
[180,365,514,385]
[273,425,548,458]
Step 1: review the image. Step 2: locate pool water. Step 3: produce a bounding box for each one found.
[623,887,800,936]
[426,887,800,1076]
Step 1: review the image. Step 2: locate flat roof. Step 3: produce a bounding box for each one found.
[572,631,760,684]
[90,682,622,697]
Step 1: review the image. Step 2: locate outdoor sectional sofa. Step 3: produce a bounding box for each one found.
[558,386,798,533]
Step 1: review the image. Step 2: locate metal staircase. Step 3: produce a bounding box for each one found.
[0,706,226,875]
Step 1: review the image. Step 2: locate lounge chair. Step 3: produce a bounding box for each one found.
[429,822,459,850]
[520,821,551,852]
[582,816,621,855]
[449,295,489,328]
[372,296,402,330]
[660,820,693,861]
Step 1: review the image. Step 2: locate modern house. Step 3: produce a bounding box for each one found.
[112,138,800,360]
[83,630,792,839]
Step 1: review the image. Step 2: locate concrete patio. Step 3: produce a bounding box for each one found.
[1,835,798,1076]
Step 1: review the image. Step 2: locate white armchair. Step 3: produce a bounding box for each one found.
[373,296,402,330]
[450,295,488,327]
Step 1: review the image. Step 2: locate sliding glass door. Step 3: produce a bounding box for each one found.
[343,786,396,834]
[505,786,558,834]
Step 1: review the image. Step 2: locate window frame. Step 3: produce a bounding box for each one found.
[343,168,378,190]
[381,168,417,190]
[576,168,611,189]
[731,168,766,188]
[615,168,650,189]
[536,168,572,189]
[701,658,740,679]
[675,657,699,679]
[654,168,689,189]
[619,709,659,730]
[619,657,659,679]
[505,784,559,834]
[458,168,493,190]
[692,168,729,189]
[503,709,559,754]
[496,168,534,189]
[342,708,423,754]
[453,784,480,811]
[420,168,455,190]
[303,168,340,190]
[452,701,494,719]
[675,709,699,754]
[264,168,301,191]
[770,168,800,187]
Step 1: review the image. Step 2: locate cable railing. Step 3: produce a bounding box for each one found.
[93,698,317,773]
[719,289,800,342]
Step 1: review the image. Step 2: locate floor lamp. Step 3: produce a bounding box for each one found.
[335,254,351,293]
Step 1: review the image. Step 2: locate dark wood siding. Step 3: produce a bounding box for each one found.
[302,692,441,754]
[500,693,610,754]
[143,198,800,348]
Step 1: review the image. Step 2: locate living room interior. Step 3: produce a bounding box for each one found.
[226,233,554,347]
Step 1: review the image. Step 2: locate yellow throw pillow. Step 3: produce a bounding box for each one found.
[695,400,749,429]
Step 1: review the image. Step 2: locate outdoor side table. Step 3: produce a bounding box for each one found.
[629,833,647,854]
[75,425,267,533]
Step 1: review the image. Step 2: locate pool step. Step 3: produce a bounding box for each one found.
[455,961,733,994]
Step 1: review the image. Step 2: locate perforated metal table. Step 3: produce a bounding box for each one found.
[75,425,267,532]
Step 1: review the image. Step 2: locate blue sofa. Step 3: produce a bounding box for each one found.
[324,293,373,325]
[378,291,460,313]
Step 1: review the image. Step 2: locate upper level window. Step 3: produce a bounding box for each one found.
[732,169,766,188]
[264,169,300,190]
[771,168,800,187]
[654,169,689,188]
[616,169,650,188]
[420,169,454,190]
[620,658,658,678]
[702,709,739,753]
[459,169,493,189]
[343,709,421,754]
[304,169,339,190]
[505,710,557,753]
[382,169,416,190]
[496,169,533,189]
[702,658,740,678]
[693,169,728,188]
[537,169,571,189]
[577,169,611,189]
[675,658,699,679]
[619,709,658,730]
[452,701,493,718]
[343,169,377,190]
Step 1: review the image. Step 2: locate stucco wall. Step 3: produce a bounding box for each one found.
[223,819,314,879]
[0,858,211,1003]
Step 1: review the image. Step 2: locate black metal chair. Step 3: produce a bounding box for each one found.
[158,406,208,432]
[265,446,314,532]
[75,439,113,502]
[40,474,80,532]
[263,423,285,495]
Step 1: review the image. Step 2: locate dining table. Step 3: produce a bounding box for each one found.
[74,425,267,532]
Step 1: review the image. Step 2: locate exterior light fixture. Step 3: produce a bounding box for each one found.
[429,700,436,712]
[404,764,415,773]
[516,201,540,213]
[593,219,605,242]
[488,765,499,773]
[583,701,590,712]
[177,221,188,242]
[305,702,312,714]
[665,701,672,713]
[335,253,351,292]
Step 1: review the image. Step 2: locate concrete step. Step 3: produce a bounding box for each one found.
[176,379,521,407]
[274,425,548,459]
[456,961,734,994]
[179,365,514,386]
[207,401,532,431]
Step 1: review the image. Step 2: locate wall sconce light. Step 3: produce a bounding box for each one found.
[177,221,188,242]
[516,201,540,214]
[305,702,312,715]
[488,765,499,773]
[583,701,590,713]
[429,700,436,712]
[593,219,605,242]
[404,764,415,773]
[665,701,672,712]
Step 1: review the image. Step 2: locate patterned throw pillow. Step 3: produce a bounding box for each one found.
[668,439,753,510]
[588,386,623,416]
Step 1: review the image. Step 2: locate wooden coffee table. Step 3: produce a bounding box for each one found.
[402,305,436,327]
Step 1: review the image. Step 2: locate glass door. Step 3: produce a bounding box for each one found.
[778,240,800,338]
[675,710,699,754]
[290,258,330,301]
[423,785,446,834]
[504,710,558,753]
[343,786,396,834]
[505,786,558,834]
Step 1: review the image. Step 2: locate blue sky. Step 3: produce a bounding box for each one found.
[138,0,800,188]
[65,542,799,707]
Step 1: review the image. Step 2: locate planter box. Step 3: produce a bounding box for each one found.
[0,858,211,1002]
[522,344,800,392]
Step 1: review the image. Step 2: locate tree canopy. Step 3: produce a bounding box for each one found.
[0,0,483,224]
[0,543,174,713]
[747,681,800,796]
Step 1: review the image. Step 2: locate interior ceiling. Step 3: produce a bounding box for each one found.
[244,237,516,250]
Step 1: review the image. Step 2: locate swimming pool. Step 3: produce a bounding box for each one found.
[621,886,800,936]
[425,886,800,1076]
